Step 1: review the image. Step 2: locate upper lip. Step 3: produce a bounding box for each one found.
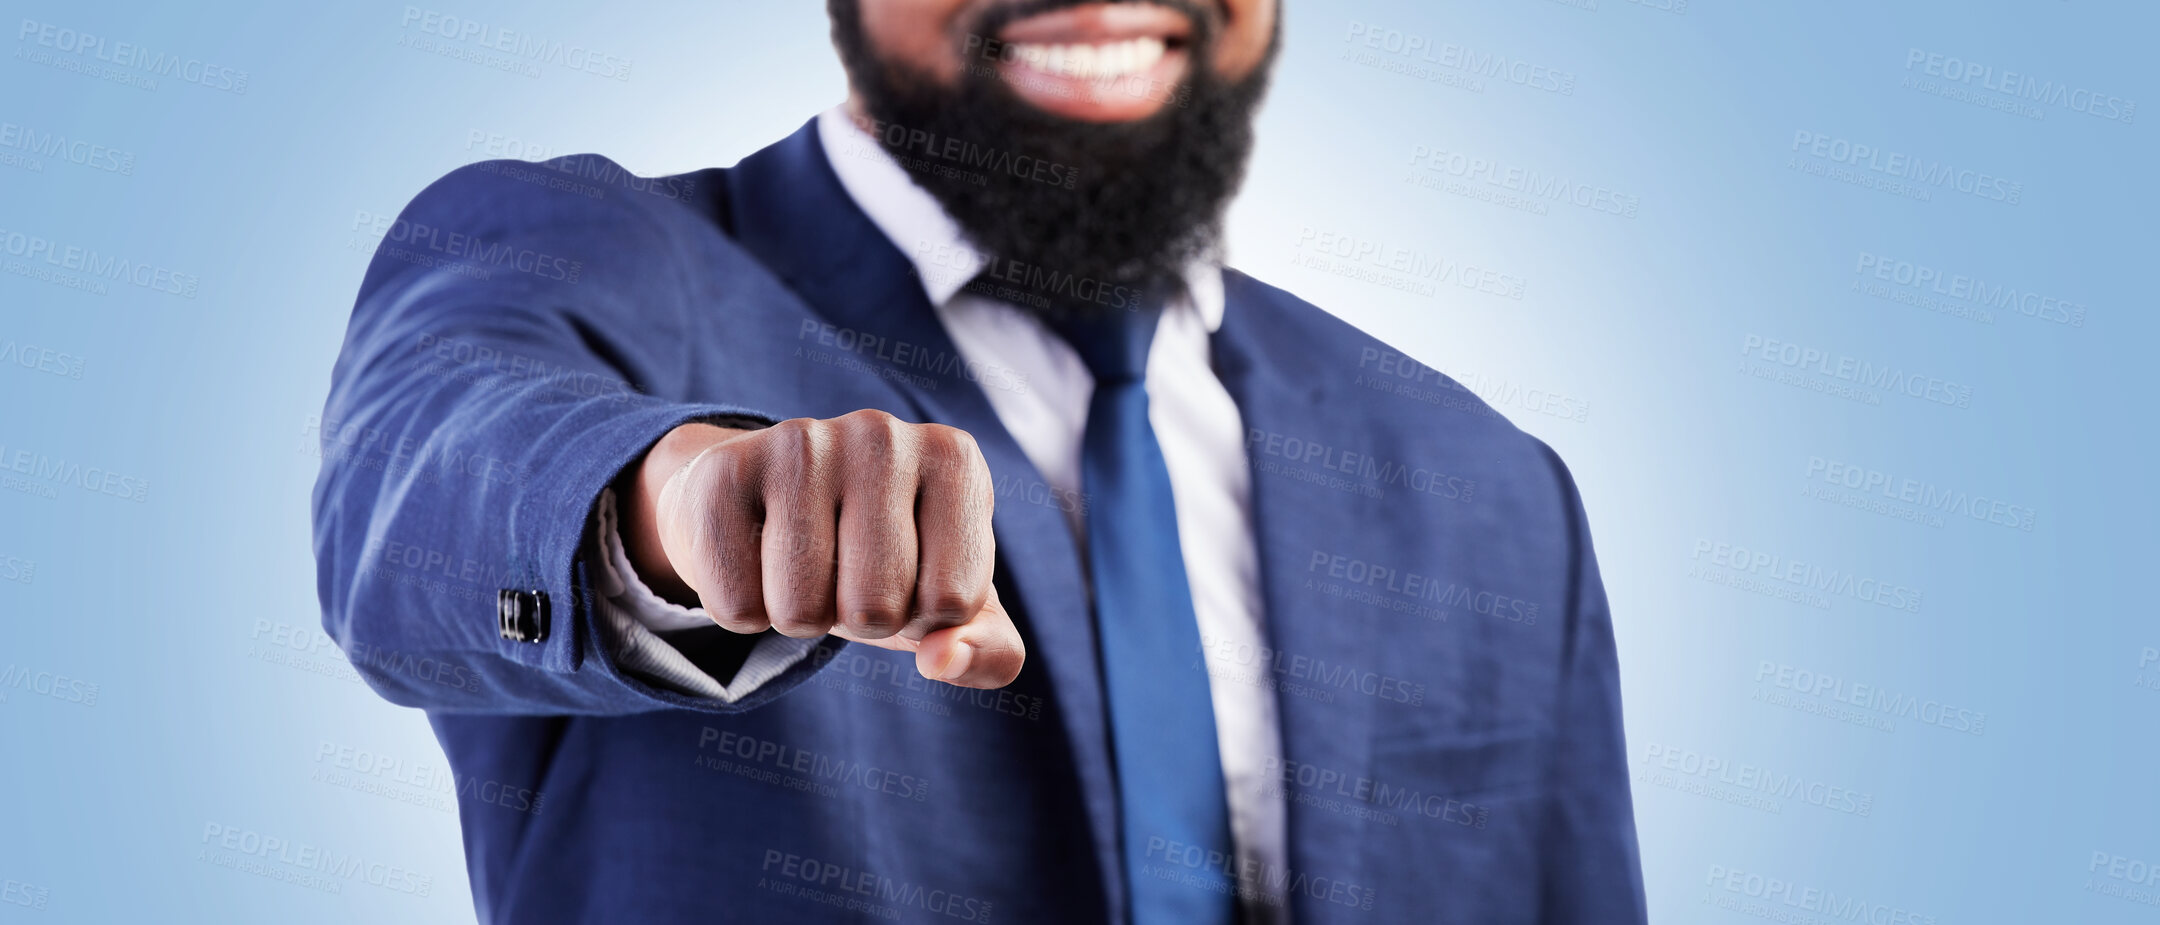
[996,3,1194,46]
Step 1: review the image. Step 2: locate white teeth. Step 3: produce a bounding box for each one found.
[1006,36,1167,79]
[1066,44,1098,77]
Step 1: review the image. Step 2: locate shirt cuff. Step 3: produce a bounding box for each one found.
[590,486,816,702]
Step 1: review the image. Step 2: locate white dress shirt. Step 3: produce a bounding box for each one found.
[591,105,1288,921]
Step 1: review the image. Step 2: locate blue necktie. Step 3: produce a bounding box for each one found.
[1051,302,1238,925]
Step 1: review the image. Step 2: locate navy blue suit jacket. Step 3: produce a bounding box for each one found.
[314,119,1645,924]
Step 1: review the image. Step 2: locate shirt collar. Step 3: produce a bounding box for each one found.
[815,105,1223,332]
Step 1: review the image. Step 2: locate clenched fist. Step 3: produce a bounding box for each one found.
[619,410,1023,689]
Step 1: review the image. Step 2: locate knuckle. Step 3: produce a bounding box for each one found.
[933,423,980,453]
[838,408,900,429]
[843,593,909,634]
[766,417,814,442]
[761,418,821,473]
[710,603,769,633]
[767,604,832,637]
[753,421,798,465]
[850,580,913,617]
[839,410,899,465]
[768,567,835,636]
[777,421,833,494]
[917,423,982,469]
[691,442,753,497]
[915,586,981,627]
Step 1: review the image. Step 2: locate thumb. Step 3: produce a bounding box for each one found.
[829,585,1024,689]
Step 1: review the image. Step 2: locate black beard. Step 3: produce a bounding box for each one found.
[829,0,1277,317]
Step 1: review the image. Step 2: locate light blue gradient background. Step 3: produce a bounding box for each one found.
[2,1,2153,921]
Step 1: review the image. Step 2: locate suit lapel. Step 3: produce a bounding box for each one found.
[1211,271,1380,918]
[724,121,1123,907]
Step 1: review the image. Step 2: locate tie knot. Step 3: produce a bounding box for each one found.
[1049,302,1163,385]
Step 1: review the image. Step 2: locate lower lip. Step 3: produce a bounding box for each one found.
[993,45,1190,123]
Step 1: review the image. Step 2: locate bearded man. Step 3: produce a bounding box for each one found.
[313,1,1646,921]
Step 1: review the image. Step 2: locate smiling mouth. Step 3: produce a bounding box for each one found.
[988,3,1195,121]
[1005,34,1173,81]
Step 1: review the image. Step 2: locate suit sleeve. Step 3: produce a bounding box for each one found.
[311,159,842,715]
[589,488,820,700]
[1534,443,1648,923]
